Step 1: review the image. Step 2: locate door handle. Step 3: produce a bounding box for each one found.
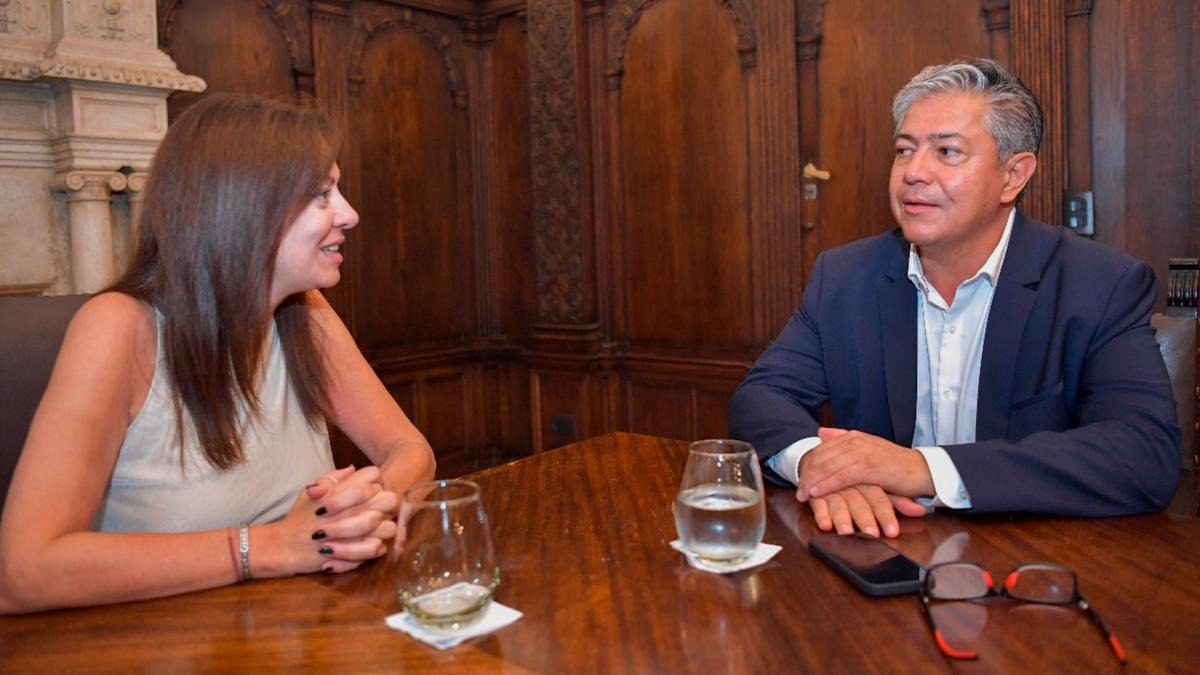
[803,163,831,181]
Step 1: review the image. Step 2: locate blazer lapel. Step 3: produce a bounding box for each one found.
[976,212,1054,440]
[879,233,918,446]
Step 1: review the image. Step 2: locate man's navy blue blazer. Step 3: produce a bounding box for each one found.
[729,211,1180,516]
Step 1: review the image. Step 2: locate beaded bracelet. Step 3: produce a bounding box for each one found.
[238,523,252,582]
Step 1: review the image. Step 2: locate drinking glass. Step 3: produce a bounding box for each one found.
[674,439,766,564]
[395,479,499,630]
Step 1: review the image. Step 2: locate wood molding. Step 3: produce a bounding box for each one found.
[159,0,312,73]
[464,16,502,337]
[980,0,1011,67]
[795,0,826,62]
[348,4,465,95]
[604,0,757,76]
[1011,0,1067,226]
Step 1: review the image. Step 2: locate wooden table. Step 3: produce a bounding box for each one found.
[2,433,1198,673]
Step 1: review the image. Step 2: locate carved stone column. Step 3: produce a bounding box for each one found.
[125,171,147,241]
[51,170,127,293]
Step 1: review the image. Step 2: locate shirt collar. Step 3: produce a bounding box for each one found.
[907,209,1016,293]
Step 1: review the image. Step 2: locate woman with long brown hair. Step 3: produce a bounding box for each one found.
[0,95,435,612]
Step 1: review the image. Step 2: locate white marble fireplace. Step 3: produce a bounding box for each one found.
[0,0,203,295]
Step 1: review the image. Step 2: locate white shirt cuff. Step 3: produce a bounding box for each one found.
[913,446,972,509]
[765,437,822,485]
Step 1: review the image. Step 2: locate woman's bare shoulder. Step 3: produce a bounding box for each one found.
[62,293,158,385]
[70,292,156,341]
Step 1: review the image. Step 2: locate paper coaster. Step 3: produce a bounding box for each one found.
[385,601,523,650]
[670,539,782,574]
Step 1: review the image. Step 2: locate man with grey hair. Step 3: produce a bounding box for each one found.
[730,57,1178,537]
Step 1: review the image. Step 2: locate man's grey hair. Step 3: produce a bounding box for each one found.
[892,57,1044,161]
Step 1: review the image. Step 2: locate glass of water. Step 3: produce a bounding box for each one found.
[395,479,499,630]
[674,439,766,564]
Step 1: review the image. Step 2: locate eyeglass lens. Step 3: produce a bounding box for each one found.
[927,563,990,600]
[1005,564,1076,603]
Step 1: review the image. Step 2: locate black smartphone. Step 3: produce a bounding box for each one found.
[809,533,926,597]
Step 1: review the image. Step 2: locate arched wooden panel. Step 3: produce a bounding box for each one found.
[162,0,297,120]
[351,26,468,351]
[617,0,752,353]
[814,1,990,252]
[493,16,535,343]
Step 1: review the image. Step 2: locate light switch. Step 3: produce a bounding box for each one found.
[1064,191,1094,237]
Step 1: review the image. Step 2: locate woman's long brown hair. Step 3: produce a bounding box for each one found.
[109,95,338,470]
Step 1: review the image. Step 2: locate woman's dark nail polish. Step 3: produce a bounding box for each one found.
[319,545,333,555]
[315,506,327,516]
[311,530,327,540]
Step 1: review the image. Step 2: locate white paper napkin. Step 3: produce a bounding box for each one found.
[670,539,782,574]
[385,601,523,650]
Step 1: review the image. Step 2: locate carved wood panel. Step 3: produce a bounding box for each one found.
[492,15,536,343]
[526,0,588,327]
[158,0,300,120]
[349,20,472,353]
[614,0,755,355]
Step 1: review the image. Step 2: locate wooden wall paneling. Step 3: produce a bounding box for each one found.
[796,0,824,300]
[464,17,504,340]
[158,0,302,120]
[347,7,473,354]
[753,0,802,341]
[612,0,754,356]
[527,0,596,340]
[623,376,692,441]
[1088,0,1123,256]
[420,369,473,476]
[621,371,740,441]
[1090,0,1197,309]
[490,14,536,344]
[1193,2,1200,264]
[813,1,990,253]
[1010,0,1068,226]
[981,0,1012,68]
[694,385,735,441]
[526,0,607,449]
[603,17,628,344]
[583,0,614,344]
[1064,0,1092,194]
[530,367,592,452]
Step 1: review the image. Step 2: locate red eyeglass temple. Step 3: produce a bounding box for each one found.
[1109,635,1126,663]
[934,629,979,660]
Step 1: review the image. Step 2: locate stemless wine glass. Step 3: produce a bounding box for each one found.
[674,439,766,564]
[395,479,499,631]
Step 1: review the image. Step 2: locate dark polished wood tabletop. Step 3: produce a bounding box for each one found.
[2,433,1198,673]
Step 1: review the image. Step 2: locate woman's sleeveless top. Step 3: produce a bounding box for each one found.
[96,315,334,532]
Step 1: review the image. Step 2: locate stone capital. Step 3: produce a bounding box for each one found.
[51,170,127,200]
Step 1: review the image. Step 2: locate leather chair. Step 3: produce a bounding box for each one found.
[1152,259,1199,516]
[0,294,89,513]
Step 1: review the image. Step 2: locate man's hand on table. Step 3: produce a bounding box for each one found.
[796,427,934,537]
[807,484,926,538]
[797,427,936,501]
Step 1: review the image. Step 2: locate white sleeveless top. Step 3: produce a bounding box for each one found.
[96,315,335,532]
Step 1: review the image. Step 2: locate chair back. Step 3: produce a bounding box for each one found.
[0,294,90,512]
[1151,258,1199,472]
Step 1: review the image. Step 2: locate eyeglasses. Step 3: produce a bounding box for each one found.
[918,561,1125,663]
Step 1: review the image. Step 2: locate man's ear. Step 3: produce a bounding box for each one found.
[1000,152,1037,203]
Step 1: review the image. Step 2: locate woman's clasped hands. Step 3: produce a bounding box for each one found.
[267,465,399,576]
